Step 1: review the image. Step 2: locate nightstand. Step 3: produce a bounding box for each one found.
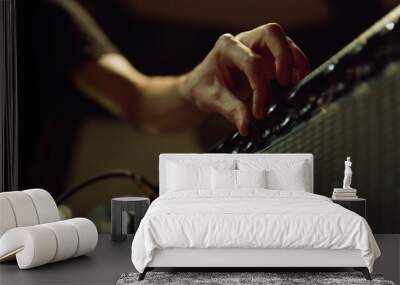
[111,197,150,242]
[331,197,366,219]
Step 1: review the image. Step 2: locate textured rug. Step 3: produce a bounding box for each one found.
[116,272,396,285]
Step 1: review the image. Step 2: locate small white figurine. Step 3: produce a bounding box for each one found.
[342,156,353,189]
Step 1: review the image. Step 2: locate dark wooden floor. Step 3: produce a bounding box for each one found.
[0,234,398,284]
[0,235,134,285]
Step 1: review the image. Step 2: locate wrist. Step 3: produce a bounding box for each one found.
[176,71,208,121]
[176,72,194,102]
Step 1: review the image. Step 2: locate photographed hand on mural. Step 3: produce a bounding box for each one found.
[180,23,311,135]
[74,23,309,134]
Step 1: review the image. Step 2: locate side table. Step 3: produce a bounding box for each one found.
[111,197,150,241]
[331,197,366,219]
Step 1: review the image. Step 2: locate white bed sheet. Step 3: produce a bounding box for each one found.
[131,190,380,273]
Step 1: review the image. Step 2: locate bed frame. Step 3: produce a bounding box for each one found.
[142,248,370,280]
[139,154,371,280]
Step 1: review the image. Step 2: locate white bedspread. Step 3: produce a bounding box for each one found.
[131,190,380,273]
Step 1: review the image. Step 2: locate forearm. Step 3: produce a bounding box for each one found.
[137,74,205,133]
[72,53,204,133]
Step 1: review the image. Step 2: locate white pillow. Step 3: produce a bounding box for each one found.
[166,160,235,191]
[211,169,267,190]
[236,169,267,188]
[238,159,308,191]
[266,166,307,191]
[167,163,210,191]
[211,168,236,190]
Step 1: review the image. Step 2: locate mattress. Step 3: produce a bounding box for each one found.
[131,190,380,273]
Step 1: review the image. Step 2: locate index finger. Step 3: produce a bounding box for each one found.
[261,23,294,86]
[238,23,295,86]
[215,34,271,119]
[286,36,311,83]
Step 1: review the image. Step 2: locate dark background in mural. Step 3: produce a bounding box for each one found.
[264,61,400,234]
[16,0,398,233]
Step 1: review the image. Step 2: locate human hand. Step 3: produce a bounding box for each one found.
[182,23,310,136]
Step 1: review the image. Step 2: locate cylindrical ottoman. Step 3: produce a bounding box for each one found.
[111,197,150,242]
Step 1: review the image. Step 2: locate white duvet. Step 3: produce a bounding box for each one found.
[131,190,380,273]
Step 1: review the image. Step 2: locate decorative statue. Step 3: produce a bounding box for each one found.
[342,157,353,189]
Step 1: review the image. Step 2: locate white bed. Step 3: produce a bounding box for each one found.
[131,154,380,280]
